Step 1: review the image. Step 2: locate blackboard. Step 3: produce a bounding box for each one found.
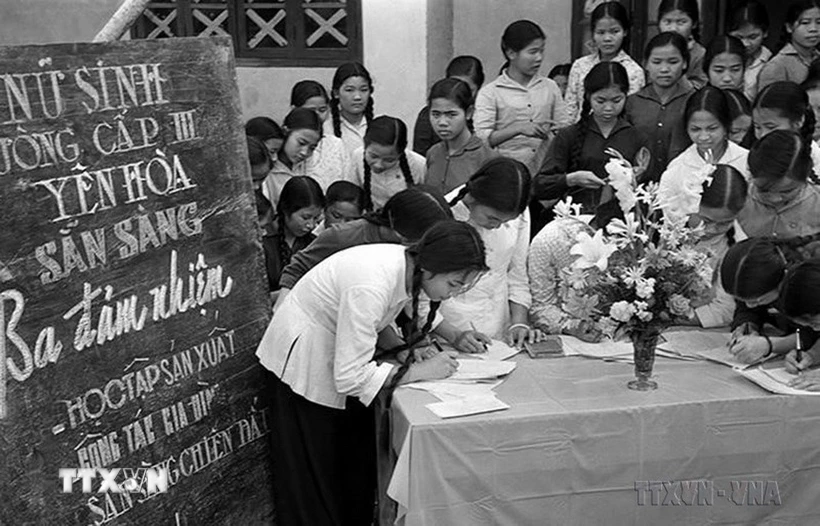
[0,37,274,525]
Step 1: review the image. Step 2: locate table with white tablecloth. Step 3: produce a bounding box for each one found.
[384,355,820,525]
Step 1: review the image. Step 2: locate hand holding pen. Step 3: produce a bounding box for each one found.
[452,323,491,354]
[728,322,756,351]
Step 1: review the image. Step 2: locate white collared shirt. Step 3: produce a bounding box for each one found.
[439,186,531,339]
[474,71,570,174]
[324,116,368,156]
[345,147,426,211]
[658,142,750,221]
[256,244,442,409]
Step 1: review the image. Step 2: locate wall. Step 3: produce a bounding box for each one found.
[0,0,430,142]
[1,0,121,45]
[452,0,572,82]
[239,0,428,137]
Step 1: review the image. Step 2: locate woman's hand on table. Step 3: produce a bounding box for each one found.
[729,323,758,345]
[786,350,820,390]
[413,345,439,361]
[785,349,816,374]
[454,330,492,354]
[506,324,544,348]
[407,351,459,382]
[728,335,769,363]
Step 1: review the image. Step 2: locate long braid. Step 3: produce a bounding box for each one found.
[330,97,342,137]
[383,260,442,404]
[399,152,414,189]
[276,213,291,268]
[365,96,375,125]
[570,98,591,172]
[363,157,374,212]
[448,184,471,207]
[779,231,820,262]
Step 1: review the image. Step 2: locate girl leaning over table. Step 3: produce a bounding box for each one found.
[443,157,541,347]
[720,235,820,365]
[256,220,488,526]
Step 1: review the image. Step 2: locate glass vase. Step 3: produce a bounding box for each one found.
[628,327,661,391]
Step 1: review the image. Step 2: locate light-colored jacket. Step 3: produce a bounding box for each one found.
[440,186,531,339]
[474,71,569,174]
[658,142,749,221]
[256,244,440,409]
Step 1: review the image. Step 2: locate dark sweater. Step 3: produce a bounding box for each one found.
[534,118,649,213]
[625,81,694,182]
[278,219,402,289]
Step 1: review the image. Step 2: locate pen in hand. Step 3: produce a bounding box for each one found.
[431,338,446,355]
[796,327,805,363]
[728,322,750,351]
[470,322,488,352]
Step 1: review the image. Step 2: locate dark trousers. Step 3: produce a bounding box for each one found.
[268,373,376,526]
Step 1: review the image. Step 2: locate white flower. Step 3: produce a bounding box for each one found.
[635,278,656,299]
[564,267,588,290]
[605,158,637,214]
[610,301,636,323]
[634,301,653,322]
[606,213,649,244]
[622,266,644,287]
[570,230,618,271]
[554,197,583,220]
[635,182,664,211]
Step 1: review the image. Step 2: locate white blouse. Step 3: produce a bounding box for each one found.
[256,244,442,409]
[439,186,532,339]
[658,142,750,221]
[345,147,426,211]
[303,135,350,191]
[323,116,368,157]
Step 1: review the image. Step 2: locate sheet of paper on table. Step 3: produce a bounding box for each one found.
[407,381,502,402]
[449,359,517,381]
[559,336,634,359]
[472,339,522,361]
[426,395,510,419]
[694,346,777,369]
[738,366,820,396]
[658,330,731,358]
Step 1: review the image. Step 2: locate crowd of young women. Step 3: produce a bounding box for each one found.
[247,1,820,524]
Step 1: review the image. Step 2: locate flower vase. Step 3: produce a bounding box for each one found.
[628,327,661,391]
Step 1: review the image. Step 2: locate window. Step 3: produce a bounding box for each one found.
[132,0,362,67]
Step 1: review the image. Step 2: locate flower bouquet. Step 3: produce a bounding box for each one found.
[554,150,713,390]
